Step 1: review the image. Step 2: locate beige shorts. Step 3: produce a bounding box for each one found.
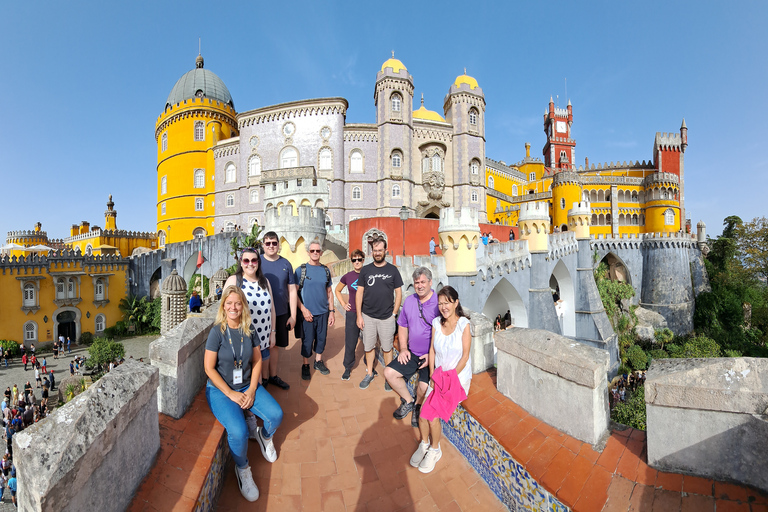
[361,313,395,353]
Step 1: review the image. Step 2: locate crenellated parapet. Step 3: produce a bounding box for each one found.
[578,160,653,172]
[547,232,578,261]
[591,233,643,251]
[643,172,680,188]
[64,229,157,244]
[518,201,550,253]
[439,207,480,276]
[654,132,683,152]
[0,252,127,275]
[155,97,237,140]
[476,240,531,281]
[264,205,326,253]
[642,231,694,249]
[552,171,581,187]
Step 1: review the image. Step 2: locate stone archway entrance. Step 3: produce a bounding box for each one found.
[54,308,81,343]
[550,260,575,336]
[483,278,527,329]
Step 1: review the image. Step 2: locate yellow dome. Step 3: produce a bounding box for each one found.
[454,73,479,90]
[381,57,406,73]
[412,105,445,122]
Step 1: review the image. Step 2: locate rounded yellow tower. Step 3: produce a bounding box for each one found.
[643,173,681,234]
[518,202,550,252]
[567,201,591,240]
[438,208,480,276]
[552,171,582,233]
[156,54,238,245]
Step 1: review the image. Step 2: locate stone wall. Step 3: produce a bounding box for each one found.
[495,328,610,445]
[14,359,159,512]
[150,307,217,418]
[645,357,768,493]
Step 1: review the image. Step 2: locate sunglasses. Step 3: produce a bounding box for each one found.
[263,241,278,247]
[309,249,322,254]
[351,258,363,262]
[241,258,259,265]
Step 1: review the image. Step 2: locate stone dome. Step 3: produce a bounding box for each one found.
[161,269,187,293]
[454,73,479,90]
[212,268,229,281]
[165,55,234,110]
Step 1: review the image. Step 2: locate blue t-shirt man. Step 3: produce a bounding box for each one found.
[262,256,295,317]
[295,252,335,378]
[295,264,331,315]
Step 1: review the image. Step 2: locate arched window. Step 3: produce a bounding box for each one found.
[95,314,105,333]
[431,154,442,173]
[161,132,168,152]
[560,151,568,162]
[560,198,566,210]
[606,214,612,225]
[319,148,332,170]
[488,176,494,188]
[67,278,76,299]
[225,163,236,183]
[352,186,362,200]
[194,121,205,141]
[391,151,401,169]
[158,231,166,246]
[618,190,625,203]
[23,284,35,307]
[632,214,639,225]
[591,214,598,225]
[226,194,234,207]
[250,188,259,203]
[469,108,478,126]
[470,161,479,175]
[280,147,298,168]
[194,169,205,188]
[529,172,535,182]
[391,93,402,113]
[161,203,166,215]
[193,228,206,239]
[392,184,401,198]
[95,279,105,300]
[512,185,518,196]
[85,245,93,256]
[24,321,37,342]
[422,156,430,174]
[195,198,204,211]
[664,208,675,226]
[161,176,167,195]
[248,155,261,176]
[225,222,235,232]
[598,189,605,202]
[350,150,363,173]
[471,189,478,202]
[56,278,66,300]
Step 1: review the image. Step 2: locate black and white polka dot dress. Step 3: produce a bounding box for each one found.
[240,278,272,350]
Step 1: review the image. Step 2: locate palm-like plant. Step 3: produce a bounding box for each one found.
[229,224,264,266]
[118,295,149,333]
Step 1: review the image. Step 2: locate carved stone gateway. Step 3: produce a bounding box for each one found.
[417,170,450,217]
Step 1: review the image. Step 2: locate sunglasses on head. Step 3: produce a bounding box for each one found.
[241,257,259,265]
[309,249,322,254]
[351,257,363,262]
[263,241,278,247]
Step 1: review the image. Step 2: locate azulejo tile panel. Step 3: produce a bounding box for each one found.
[195,434,231,512]
[442,406,569,512]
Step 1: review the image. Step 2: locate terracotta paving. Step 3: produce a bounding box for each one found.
[462,370,768,512]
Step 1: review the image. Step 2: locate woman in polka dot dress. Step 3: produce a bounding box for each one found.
[224,248,280,442]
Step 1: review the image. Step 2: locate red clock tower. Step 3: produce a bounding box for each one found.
[543,97,575,170]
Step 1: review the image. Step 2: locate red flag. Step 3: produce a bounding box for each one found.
[196,249,203,269]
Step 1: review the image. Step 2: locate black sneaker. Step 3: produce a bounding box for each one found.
[341,369,351,381]
[301,364,311,381]
[314,360,330,375]
[384,381,392,392]
[393,399,414,420]
[261,378,269,388]
[411,404,421,428]
[268,375,290,390]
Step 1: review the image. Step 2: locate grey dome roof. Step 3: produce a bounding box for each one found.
[161,269,187,293]
[165,55,234,109]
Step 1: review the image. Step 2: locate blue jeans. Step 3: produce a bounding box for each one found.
[206,381,283,468]
[300,313,328,359]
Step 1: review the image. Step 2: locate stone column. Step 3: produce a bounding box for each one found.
[161,269,187,335]
[438,207,480,277]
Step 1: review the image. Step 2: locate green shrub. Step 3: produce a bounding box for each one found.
[653,328,674,349]
[87,337,125,376]
[611,385,647,431]
[647,349,669,361]
[149,297,162,332]
[724,349,743,358]
[187,274,210,300]
[617,364,632,376]
[626,345,649,371]
[666,335,722,359]
[113,321,127,337]
[0,340,21,357]
[79,332,94,346]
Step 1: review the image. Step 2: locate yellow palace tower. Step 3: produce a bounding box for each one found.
[155,54,238,245]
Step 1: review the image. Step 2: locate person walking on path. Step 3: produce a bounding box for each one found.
[429,237,437,255]
[204,285,283,503]
[384,267,440,428]
[295,241,335,381]
[335,249,365,381]
[49,370,56,391]
[356,238,403,390]
[41,357,47,375]
[410,286,472,474]
[260,231,297,390]
[67,337,71,353]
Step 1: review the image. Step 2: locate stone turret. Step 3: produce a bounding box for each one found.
[209,268,228,303]
[568,201,592,240]
[264,205,326,269]
[161,269,187,335]
[518,202,550,253]
[438,207,480,276]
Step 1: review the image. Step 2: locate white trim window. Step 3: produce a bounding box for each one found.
[529,172,535,182]
[195,198,204,211]
[471,189,479,202]
[470,161,479,175]
[350,150,363,173]
[194,121,205,141]
[488,176,494,188]
[161,203,166,215]
[225,222,235,232]
[431,154,442,173]
[95,279,105,301]
[23,284,35,307]
[225,163,236,183]
[319,148,332,171]
[391,151,402,170]
[56,278,66,300]
[664,208,675,226]
[95,314,106,333]
[560,198,566,210]
[249,188,259,204]
[161,132,168,152]
[392,184,401,198]
[67,278,76,299]
[352,186,362,200]
[194,169,205,188]
[248,155,261,176]
[469,108,478,126]
[512,185,518,196]
[24,321,37,342]
[391,93,402,112]
[158,231,166,246]
[226,194,234,207]
[193,228,206,239]
[161,176,167,195]
[280,147,298,168]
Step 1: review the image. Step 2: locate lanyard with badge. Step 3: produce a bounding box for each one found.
[226,327,245,385]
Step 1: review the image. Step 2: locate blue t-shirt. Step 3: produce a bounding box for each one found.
[7,477,16,492]
[261,256,295,317]
[397,292,439,357]
[296,264,331,316]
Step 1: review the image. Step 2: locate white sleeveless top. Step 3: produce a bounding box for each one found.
[240,278,272,350]
[431,316,472,395]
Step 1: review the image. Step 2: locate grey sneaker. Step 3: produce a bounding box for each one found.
[314,360,330,375]
[341,368,351,381]
[235,464,260,502]
[359,371,375,389]
[410,441,430,467]
[418,445,442,474]
[411,404,421,428]
[393,399,414,420]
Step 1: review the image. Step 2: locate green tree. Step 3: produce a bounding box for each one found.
[87,337,125,372]
[119,295,151,334]
[612,386,647,431]
[736,217,768,283]
[229,224,263,268]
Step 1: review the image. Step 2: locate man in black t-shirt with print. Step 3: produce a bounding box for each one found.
[356,238,403,390]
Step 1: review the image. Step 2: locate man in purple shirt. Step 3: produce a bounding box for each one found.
[383,267,439,427]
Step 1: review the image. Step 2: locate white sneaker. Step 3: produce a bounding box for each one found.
[245,412,259,440]
[235,464,259,502]
[410,441,430,468]
[256,427,277,463]
[418,444,442,474]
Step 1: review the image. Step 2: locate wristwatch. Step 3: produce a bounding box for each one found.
[329,309,336,312]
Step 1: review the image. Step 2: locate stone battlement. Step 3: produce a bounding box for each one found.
[552,171,580,186]
[568,201,591,217]
[577,160,653,172]
[519,201,550,221]
[548,232,578,260]
[655,131,683,151]
[643,172,680,188]
[64,228,157,243]
[438,207,479,232]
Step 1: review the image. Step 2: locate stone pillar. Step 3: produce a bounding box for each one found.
[696,220,707,251]
[209,268,228,303]
[264,205,326,270]
[567,201,591,240]
[518,201,549,253]
[161,269,187,335]
[438,207,480,277]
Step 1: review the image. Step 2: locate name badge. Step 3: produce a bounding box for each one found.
[233,368,243,385]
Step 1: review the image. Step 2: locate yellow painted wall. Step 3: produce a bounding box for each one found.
[552,183,582,230]
[439,231,479,276]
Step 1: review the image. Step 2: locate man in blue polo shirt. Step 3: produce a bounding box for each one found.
[383,267,439,428]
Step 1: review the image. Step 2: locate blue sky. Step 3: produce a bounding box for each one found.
[1,1,765,239]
